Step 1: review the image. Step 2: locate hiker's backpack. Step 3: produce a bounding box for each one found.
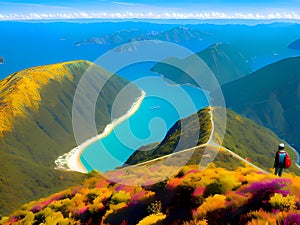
[278,152,286,166]
[284,153,291,169]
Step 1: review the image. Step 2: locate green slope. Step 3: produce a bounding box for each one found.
[214,108,299,174]
[152,42,252,86]
[220,56,300,153]
[125,107,212,165]
[125,107,299,175]
[0,61,141,215]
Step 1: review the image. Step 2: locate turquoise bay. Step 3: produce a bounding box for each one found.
[80,63,209,172]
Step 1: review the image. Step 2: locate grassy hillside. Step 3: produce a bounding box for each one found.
[152,42,252,86]
[0,61,141,215]
[125,107,212,165]
[1,161,300,225]
[214,108,299,174]
[220,56,300,152]
[126,107,299,175]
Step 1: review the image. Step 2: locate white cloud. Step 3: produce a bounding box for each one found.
[0,1,69,9]
[0,10,300,21]
[112,1,145,6]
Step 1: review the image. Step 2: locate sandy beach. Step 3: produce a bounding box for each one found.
[55,90,146,173]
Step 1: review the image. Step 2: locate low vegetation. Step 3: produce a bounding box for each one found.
[1,163,300,225]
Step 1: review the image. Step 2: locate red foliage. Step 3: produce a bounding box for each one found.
[182,170,199,178]
[192,186,205,196]
[78,206,89,215]
[120,220,128,225]
[96,180,111,188]
[167,178,183,190]
[115,185,135,196]
[132,190,147,201]
[9,217,18,223]
[30,193,64,213]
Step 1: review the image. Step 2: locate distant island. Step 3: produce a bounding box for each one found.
[74,29,142,46]
[74,26,211,47]
[288,38,300,50]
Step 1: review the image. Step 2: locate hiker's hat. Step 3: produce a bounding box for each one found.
[279,143,285,149]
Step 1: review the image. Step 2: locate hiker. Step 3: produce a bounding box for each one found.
[274,143,289,177]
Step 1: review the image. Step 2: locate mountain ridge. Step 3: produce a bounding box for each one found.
[0,60,90,135]
[126,106,299,175]
[151,42,252,86]
[0,60,141,215]
[128,26,212,43]
[220,56,300,152]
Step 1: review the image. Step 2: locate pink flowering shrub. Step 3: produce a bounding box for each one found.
[2,165,300,225]
[284,213,300,225]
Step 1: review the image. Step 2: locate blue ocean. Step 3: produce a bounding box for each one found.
[1,21,300,79]
[80,62,209,172]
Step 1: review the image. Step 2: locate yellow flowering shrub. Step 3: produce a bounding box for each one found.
[89,199,105,213]
[39,208,69,225]
[137,213,166,225]
[196,194,227,217]
[247,209,278,225]
[183,219,208,225]
[247,218,276,225]
[0,217,10,224]
[218,172,241,192]
[109,202,128,211]
[111,190,131,204]
[269,193,296,211]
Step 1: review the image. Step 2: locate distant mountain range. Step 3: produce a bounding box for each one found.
[74,26,212,47]
[74,29,143,47]
[152,42,252,86]
[288,39,300,50]
[220,56,300,152]
[128,26,211,43]
[0,60,141,215]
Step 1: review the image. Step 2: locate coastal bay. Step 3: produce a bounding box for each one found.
[55,90,146,173]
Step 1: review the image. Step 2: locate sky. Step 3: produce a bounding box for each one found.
[0,0,300,21]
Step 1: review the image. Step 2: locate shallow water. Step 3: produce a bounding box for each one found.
[80,63,209,172]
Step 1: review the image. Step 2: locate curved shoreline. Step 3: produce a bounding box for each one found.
[55,90,146,173]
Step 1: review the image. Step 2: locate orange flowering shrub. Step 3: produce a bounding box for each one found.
[196,194,227,218]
